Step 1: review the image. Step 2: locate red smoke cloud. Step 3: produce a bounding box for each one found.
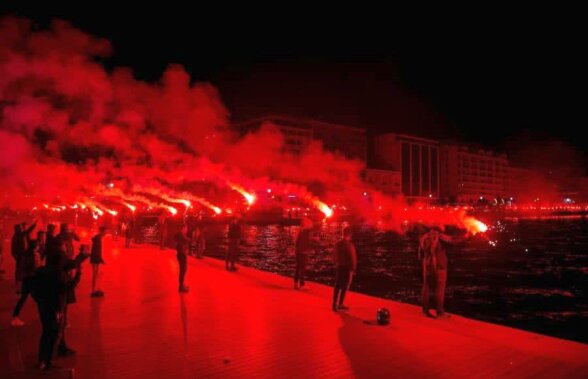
[0,16,485,234]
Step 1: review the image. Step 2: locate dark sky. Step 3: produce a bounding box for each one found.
[2,4,584,156]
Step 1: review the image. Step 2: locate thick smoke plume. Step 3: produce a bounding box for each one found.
[0,16,485,234]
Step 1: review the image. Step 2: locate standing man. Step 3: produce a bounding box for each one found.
[125,216,134,248]
[30,254,61,372]
[57,223,79,259]
[227,217,242,272]
[418,226,463,319]
[12,221,36,292]
[55,244,85,357]
[11,240,41,326]
[332,227,357,312]
[294,218,314,290]
[44,224,58,266]
[90,226,106,297]
[191,227,206,259]
[175,225,190,293]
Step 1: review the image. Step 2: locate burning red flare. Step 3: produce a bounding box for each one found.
[229,183,256,206]
[315,201,334,218]
[462,217,488,235]
[123,202,137,212]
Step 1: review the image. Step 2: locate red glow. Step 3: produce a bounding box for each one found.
[229,183,256,206]
[167,206,178,215]
[123,202,137,212]
[463,217,488,235]
[315,201,334,218]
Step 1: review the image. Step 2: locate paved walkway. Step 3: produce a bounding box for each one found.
[1,238,587,378]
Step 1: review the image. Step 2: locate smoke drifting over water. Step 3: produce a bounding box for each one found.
[0,16,486,234]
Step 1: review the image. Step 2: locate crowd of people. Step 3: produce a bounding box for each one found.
[7,220,104,372]
[2,212,465,373]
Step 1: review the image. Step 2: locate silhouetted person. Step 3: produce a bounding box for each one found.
[227,217,242,271]
[44,224,59,267]
[418,227,464,319]
[191,227,205,259]
[12,240,41,326]
[30,256,61,372]
[175,225,190,292]
[36,231,46,262]
[332,227,357,312]
[57,223,79,259]
[294,218,315,289]
[12,221,36,290]
[124,217,134,248]
[56,244,85,358]
[11,224,24,288]
[90,227,106,297]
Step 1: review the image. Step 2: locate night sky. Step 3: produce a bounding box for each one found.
[1,4,584,161]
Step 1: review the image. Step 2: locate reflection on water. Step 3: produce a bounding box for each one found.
[142,216,588,343]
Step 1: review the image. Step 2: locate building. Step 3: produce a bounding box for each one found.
[371,133,440,200]
[364,168,401,195]
[440,144,509,203]
[235,115,367,162]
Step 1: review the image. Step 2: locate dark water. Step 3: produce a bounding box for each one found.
[142,216,588,343]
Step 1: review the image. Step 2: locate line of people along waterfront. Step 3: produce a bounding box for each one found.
[1,212,468,373]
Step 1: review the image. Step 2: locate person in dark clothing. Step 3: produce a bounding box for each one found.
[190,227,206,259]
[125,217,134,248]
[57,223,79,259]
[12,240,41,326]
[90,227,106,297]
[294,218,315,290]
[36,231,46,262]
[30,262,61,372]
[11,221,36,290]
[418,227,465,319]
[11,224,24,288]
[175,225,190,292]
[227,217,242,271]
[56,244,85,357]
[44,224,59,268]
[332,227,357,312]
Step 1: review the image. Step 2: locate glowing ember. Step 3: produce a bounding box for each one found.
[167,206,178,216]
[213,207,222,215]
